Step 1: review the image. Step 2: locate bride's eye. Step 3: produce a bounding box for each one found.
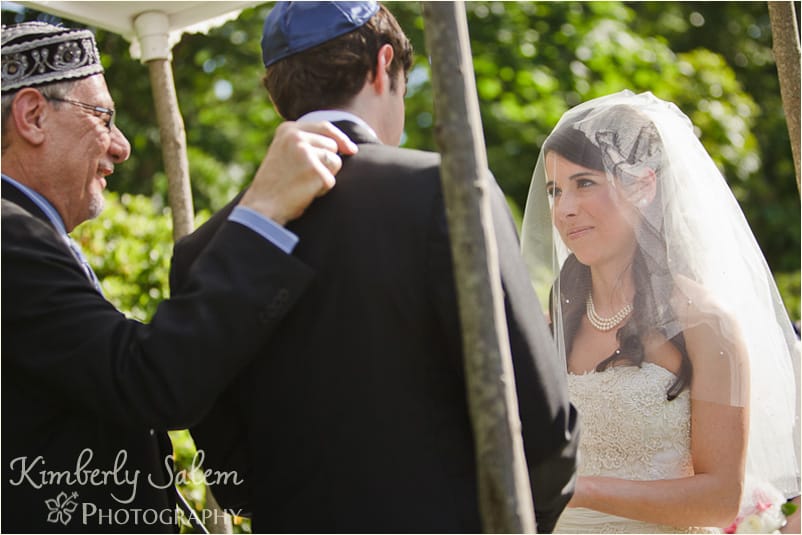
[577,178,596,188]
[546,185,560,198]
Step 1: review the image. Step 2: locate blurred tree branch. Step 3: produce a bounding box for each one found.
[767,1,801,193]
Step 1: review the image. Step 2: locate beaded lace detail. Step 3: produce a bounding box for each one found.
[555,363,720,533]
[569,362,692,480]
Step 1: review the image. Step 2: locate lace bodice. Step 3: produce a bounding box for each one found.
[569,362,693,481]
[555,363,719,533]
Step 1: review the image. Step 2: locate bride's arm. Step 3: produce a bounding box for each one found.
[569,402,746,527]
[569,316,749,529]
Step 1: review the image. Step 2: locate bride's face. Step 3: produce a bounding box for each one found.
[545,151,639,268]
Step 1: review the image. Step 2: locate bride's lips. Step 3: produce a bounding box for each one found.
[566,226,593,240]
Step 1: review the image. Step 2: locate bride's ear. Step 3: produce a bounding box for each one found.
[630,168,657,208]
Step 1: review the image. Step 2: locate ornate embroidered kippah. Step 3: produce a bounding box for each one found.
[1,22,104,93]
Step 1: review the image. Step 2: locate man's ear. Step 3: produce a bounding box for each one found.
[370,43,395,94]
[11,88,48,145]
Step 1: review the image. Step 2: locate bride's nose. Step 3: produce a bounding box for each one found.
[554,190,578,221]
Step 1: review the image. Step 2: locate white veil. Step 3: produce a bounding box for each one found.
[520,90,800,499]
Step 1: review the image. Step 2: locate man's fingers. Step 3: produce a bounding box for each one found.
[238,120,354,224]
[313,148,339,196]
[296,121,358,155]
[318,148,342,173]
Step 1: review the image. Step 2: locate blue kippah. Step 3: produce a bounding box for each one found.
[261,1,380,67]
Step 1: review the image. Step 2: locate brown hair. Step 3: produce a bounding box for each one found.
[263,4,413,120]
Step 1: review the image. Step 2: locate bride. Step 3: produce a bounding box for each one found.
[521,90,800,533]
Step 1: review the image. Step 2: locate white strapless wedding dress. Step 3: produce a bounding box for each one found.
[555,362,720,533]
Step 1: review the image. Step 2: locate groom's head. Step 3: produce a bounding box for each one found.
[259,1,413,137]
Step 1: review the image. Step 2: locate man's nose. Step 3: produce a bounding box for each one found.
[109,125,131,164]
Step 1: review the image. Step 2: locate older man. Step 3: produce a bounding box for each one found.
[1,21,355,533]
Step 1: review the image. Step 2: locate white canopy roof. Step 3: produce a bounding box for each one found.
[18,1,262,60]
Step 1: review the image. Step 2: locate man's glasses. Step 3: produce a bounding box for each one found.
[47,97,115,131]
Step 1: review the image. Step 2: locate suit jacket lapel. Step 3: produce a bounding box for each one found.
[331,120,381,146]
[2,178,104,292]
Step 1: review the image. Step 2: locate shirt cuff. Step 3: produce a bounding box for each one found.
[228,206,299,254]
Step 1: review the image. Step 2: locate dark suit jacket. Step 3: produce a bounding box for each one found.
[171,121,578,533]
[1,180,313,533]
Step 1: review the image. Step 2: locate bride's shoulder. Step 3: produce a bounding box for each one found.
[669,275,735,330]
[669,276,749,400]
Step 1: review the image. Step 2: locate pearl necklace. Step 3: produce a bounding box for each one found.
[585,294,633,331]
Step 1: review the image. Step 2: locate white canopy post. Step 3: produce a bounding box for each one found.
[133,11,194,241]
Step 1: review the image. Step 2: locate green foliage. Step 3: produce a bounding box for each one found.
[782,499,799,517]
[72,195,212,321]
[168,430,252,534]
[627,2,800,275]
[776,271,802,326]
[71,193,174,321]
[167,430,207,533]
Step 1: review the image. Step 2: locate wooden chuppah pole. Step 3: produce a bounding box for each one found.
[767,1,801,194]
[134,12,195,241]
[133,18,227,533]
[420,2,536,533]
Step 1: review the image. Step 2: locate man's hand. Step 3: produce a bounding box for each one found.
[239,121,358,224]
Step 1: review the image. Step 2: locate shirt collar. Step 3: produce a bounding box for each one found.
[2,174,67,234]
[297,110,380,143]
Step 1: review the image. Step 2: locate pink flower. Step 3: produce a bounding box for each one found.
[724,519,740,534]
[754,501,773,513]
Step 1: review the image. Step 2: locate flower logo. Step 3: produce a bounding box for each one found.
[45,491,79,526]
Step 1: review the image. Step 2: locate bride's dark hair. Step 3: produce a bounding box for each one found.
[545,108,692,400]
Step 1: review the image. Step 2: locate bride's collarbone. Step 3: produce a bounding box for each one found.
[567,328,683,376]
[567,324,619,373]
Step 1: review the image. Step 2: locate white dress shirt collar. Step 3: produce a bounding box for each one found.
[297,110,379,142]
